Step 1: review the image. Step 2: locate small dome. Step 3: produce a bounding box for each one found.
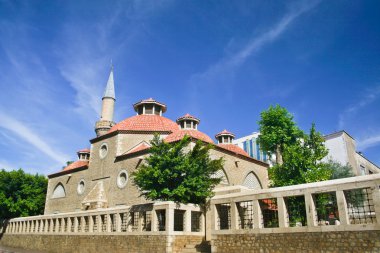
[215,129,235,144]
[77,148,90,160]
[77,148,90,154]
[176,113,200,130]
[109,115,179,133]
[133,98,167,115]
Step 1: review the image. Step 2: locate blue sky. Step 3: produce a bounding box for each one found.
[0,0,379,175]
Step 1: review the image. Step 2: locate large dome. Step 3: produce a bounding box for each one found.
[109,115,179,133]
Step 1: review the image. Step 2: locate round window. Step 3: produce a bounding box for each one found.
[117,170,128,189]
[99,143,108,159]
[77,179,85,195]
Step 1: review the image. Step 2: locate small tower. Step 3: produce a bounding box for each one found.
[77,149,90,161]
[95,67,116,137]
[176,113,200,130]
[215,130,235,144]
[133,98,167,116]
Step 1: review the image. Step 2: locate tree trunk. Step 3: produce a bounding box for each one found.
[276,144,283,165]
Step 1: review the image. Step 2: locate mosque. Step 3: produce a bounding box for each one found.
[44,69,269,214]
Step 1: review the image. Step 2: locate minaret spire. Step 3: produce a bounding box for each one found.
[103,64,115,99]
[95,65,116,137]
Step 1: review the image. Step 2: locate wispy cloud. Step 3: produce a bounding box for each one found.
[187,0,320,110]
[357,134,380,150]
[56,0,174,123]
[338,85,380,129]
[0,111,70,165]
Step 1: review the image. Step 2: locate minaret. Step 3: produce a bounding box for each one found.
[95,66,116,137]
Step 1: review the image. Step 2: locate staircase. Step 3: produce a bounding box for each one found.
[178,240,211,253]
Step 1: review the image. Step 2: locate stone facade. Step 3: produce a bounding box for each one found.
[44,75,269,214]
[211,231,380,253]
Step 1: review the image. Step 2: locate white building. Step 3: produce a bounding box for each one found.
[233,132,268,163]
[234,130,379,175]
[324,131,379,175]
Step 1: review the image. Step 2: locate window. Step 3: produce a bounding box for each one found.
[99,143,108,159]
[138,106,143,115]
[52,183,66,198]
[77,179,85,195]
[212,169,229,185]
[243,172,262,190]
[360,165,366,175]
[117,170,129,189]
[145,105,153,114]
[154,105,161,115]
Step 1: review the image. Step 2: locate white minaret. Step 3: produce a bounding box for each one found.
[95,66,116,137]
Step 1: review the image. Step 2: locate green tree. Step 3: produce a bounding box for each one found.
[132,134,224,205]
[260,105,331,187]
[323,159,355,179]
[0,169,48,219]
[258,104,303,164]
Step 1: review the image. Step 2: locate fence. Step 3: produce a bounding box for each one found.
[4,201,204,236]
[211,174,380,233]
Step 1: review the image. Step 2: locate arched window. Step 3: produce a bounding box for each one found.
[243,172,262,190]
[212,169,229,185]
[52,183,66,198]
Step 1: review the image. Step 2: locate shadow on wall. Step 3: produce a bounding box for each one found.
[0,219,9,240]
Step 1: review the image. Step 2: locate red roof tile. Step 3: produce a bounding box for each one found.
[217,144,249,157]
[109,115,179,133]
[133,98,167,112]
[77,148,90,153]
[165,129,214,143]
[176,113,200,123]
[62,160,89,172]
[125,142,151,155]
[215,129,235,138]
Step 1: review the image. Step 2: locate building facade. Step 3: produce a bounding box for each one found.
[44,69,269,214]
[233,132,268,163]
[233,130,379,175]
[324,130,380,175]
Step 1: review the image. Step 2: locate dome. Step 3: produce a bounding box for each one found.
[109,115,179,133]
[215,129,235,139]
[165,129,214,143]
[176,113,200,124]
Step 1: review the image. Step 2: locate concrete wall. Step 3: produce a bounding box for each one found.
[211,231,380,253]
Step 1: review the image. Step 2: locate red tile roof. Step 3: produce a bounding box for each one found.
[62,160,89,172]
[77,148,90,153]
[176,113,200,123]
[217,144,249,157]
[109,115,179,133]
[133,98,167,112]
[215,129,235,138]
[125,142,151,155]
[165,129,214,143]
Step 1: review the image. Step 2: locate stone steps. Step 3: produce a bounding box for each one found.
[178,241,211,253]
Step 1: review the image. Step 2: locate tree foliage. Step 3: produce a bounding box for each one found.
[259,105,331,187]
[258,104,303,164]
[0,169,48,219]
[132,134,224,205]
[324,159,355,179]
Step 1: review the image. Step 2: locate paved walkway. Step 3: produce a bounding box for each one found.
[0,246,46,253]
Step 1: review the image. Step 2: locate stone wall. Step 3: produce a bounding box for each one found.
[212,231,380,253]
[0,234,201,253]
